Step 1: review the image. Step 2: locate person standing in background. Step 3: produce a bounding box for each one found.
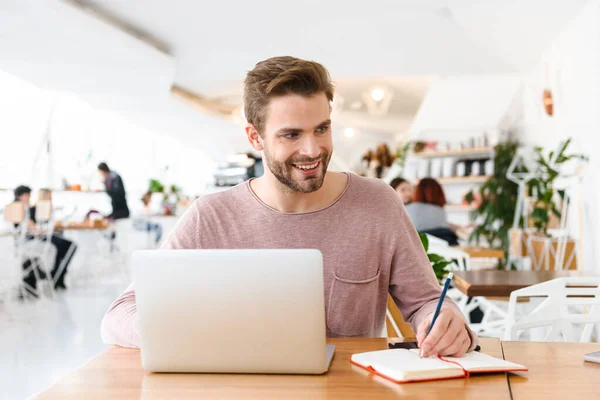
[97,162,130,220]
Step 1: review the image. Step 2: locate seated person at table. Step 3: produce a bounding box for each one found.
[101,56,478,357]
[405,178,460,245]
[390,177,413,205]
[12,185,40,296]
[33,189,77,290]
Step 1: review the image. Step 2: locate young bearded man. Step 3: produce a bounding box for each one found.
[101,56,477,357]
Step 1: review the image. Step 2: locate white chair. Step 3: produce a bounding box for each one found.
[426,235,510,337]
[29,200,58,297]
[425,234,472,271]
[2,202,33,299]
[3,201,57,299]
[505,277,600,342]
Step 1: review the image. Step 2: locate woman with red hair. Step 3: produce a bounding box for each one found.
[406,178,459,244]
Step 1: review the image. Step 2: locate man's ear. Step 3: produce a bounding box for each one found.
[245,124,263,151]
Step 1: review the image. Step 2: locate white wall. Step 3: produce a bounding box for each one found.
[409,75,524,143]
[520,0,600,272]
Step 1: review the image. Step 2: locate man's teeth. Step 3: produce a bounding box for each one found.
[295,162,319,170]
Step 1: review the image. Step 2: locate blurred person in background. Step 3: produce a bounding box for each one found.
[98,162,130,220]
[405,178,459,245]
[12,185,38,296]
[132,191,163,246]
[389,177,413,204]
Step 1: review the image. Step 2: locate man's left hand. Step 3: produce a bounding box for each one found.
[416,308,471,358]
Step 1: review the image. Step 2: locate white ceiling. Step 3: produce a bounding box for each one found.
[0,0,591,162]
[81,0,589,84]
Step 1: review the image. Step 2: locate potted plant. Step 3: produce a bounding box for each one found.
[527,139,586,270]
[465,140,523,269]
[413,141,426,153]
[147,179,182,216]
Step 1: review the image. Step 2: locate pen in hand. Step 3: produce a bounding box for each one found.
[419,272,453,358]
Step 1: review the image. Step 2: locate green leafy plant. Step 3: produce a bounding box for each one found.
[466,140,523,268]
[394,141,411,169]
[419,233,453,282]
[148,179,165,193]
[529,139,587,235]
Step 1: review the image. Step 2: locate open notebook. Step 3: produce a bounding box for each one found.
[351,349,527,383]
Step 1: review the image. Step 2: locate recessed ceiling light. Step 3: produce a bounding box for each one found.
[371,88,385,102]
[344,128,356,138]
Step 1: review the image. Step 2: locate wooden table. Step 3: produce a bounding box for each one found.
[55,220,109,231]
[453,270,595,297]
[503,341,600,399]
[457,245,505,260]
[34,338,509,399]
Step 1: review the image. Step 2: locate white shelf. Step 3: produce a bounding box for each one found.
[412,147,493,159]
[412,176,490,185]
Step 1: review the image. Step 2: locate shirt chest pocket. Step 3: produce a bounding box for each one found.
[327,270,381,337]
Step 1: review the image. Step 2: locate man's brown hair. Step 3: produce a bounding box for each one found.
[243,56,334,135]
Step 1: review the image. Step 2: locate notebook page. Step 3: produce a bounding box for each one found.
[439,351,526,372]
[351,349,464,382]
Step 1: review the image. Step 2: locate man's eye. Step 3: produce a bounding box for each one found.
[284,133,298,139]
[316,126,329,134]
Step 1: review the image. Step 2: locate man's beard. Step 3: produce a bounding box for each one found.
[263,147,331,193]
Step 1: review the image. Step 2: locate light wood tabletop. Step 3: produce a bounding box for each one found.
[502,341,600,399]
[456,246,505,260]
[54,220,109,231]
[453,270,596,297]
[34,337,509,400]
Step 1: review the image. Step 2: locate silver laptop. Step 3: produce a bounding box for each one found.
[133,249,335,374]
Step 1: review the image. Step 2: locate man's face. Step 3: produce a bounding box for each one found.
[98,170,108,181]
[260,93,333,193]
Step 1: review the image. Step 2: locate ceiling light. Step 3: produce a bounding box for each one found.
[371,88,385,102]
[344,128,356,138]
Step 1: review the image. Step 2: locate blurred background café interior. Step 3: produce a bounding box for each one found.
[2,1,600,398]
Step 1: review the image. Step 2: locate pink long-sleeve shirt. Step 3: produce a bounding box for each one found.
[101,173,476,349]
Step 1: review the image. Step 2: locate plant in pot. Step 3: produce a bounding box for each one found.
[465,140,523,269]
[413,141,426,154]
[162,184,182,216]
[147,179,182,216]
[527,139,587,270]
